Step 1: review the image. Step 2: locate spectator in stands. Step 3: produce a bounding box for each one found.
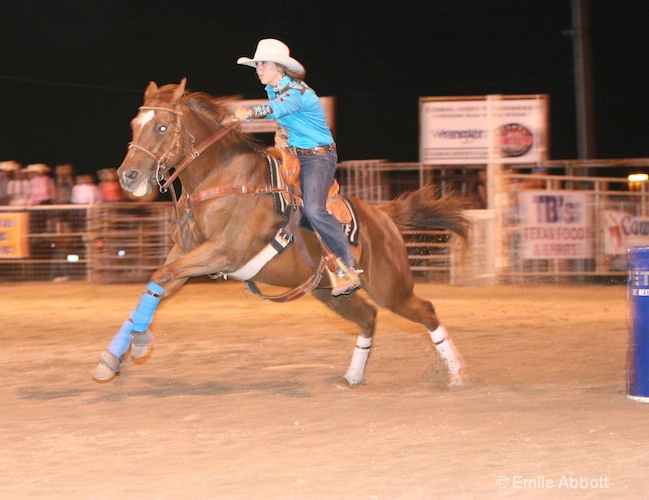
[0,161,20,205]
[54,164,75,204]
[471,169,488,209]
[71,174,101,204]
[98,168,123,202]
[8,167,30,206]
[26,163,55,205]
[70,174,101,233]
[0,170,8,205]
[522,166,551,189]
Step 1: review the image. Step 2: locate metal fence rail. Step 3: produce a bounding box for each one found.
[496,172,635,283]
[0,205,92,282]
[0,203,455,283]
[1,159,645,285]
[0,203,174,283]
[87,203,175,283]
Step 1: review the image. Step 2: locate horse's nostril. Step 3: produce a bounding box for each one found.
[125,170,139,180]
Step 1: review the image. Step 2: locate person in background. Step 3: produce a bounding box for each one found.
[98,168,123,202]
[0,161,20,205]
[50,164,75,277]
[471,169,488,209]
[26,163,55,205]
[8,166,30,206]
[71,174,101,204]
[0,170,8,205]
[54,164,75,204]
[234,38,361,296]
[70,174,101,233]
[522,166,551,189]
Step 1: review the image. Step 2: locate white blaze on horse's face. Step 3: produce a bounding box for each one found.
[120,108,158,197]
[133,109,155,131]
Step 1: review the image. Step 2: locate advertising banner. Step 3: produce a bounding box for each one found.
[603,210,649,256]
[517,191,593,259]
[419,95,548,165]
[0,212,30,258]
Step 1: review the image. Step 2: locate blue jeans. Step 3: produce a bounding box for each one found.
[299,151,353,267]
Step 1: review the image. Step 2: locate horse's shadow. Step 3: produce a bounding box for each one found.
[20,377,313,403]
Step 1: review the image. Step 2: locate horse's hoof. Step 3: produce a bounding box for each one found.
[92,350,120,382]
[131,329,154,359]
[447,372,466,389]
[334,377,352,390]
[334,375,361,390]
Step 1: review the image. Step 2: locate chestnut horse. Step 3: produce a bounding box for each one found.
[92,79,469,388]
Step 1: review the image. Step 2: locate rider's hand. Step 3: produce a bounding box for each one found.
[234,108,252,122]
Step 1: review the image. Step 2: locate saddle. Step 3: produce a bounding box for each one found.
[267,147,353,224]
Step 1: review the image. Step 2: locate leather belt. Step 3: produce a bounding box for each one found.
[288,144,336,156]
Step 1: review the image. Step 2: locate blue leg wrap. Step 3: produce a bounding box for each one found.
[108,282,163,357]
[130,282,163,332]
[108,320,134,357]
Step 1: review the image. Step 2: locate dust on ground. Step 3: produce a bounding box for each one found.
[0,280,645,498]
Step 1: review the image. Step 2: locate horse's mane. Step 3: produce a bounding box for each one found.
[182,91,235,124]
[189,91,263,151]
[155,83,262,150]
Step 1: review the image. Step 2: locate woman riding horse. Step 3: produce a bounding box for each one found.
[92,78,469,389]
[235,38,361,296]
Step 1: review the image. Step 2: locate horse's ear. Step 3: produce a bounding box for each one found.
[144,81,158,101]
[172,78,187,103]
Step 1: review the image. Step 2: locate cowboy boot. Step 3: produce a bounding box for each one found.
[332,257,362,296]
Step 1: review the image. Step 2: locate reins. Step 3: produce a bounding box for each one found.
[160,122,239,192]
[126,96,324,302]
[128,105,239,194]
[128,105,277,223]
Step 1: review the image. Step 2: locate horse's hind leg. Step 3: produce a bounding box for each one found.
[391,293,465,387]
[311,289,377,388]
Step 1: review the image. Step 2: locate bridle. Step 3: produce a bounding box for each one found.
[125,97,320,303]
[126,104,238,194]
[127,105,188,193]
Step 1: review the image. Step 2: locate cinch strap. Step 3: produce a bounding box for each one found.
[226,228,293,281]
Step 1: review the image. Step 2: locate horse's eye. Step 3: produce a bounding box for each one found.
[156,124,168,133]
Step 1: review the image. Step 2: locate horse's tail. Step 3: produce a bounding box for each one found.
[378,185,470,239]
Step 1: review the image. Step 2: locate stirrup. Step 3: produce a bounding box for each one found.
[331,258,362,296]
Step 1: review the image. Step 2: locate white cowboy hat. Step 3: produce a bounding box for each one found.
[25,163,51,173]
[0,160,21,172]
[237,38,304,73]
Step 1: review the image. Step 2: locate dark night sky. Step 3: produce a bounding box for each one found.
[1,0,648,174]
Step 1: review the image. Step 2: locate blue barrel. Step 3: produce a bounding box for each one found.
[627,247,649,402]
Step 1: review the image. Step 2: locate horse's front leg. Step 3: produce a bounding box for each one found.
[92,243,226,382]
[91,279,170,381]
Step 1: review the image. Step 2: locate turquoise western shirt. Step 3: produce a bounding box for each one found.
[250,76,334,149]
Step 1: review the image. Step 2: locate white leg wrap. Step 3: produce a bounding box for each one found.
[344,336,372,386]
[429,325,463,375]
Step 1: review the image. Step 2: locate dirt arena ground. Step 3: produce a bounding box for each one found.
[1,279,647,498]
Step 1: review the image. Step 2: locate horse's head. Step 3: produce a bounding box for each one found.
[117,79,190,197]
